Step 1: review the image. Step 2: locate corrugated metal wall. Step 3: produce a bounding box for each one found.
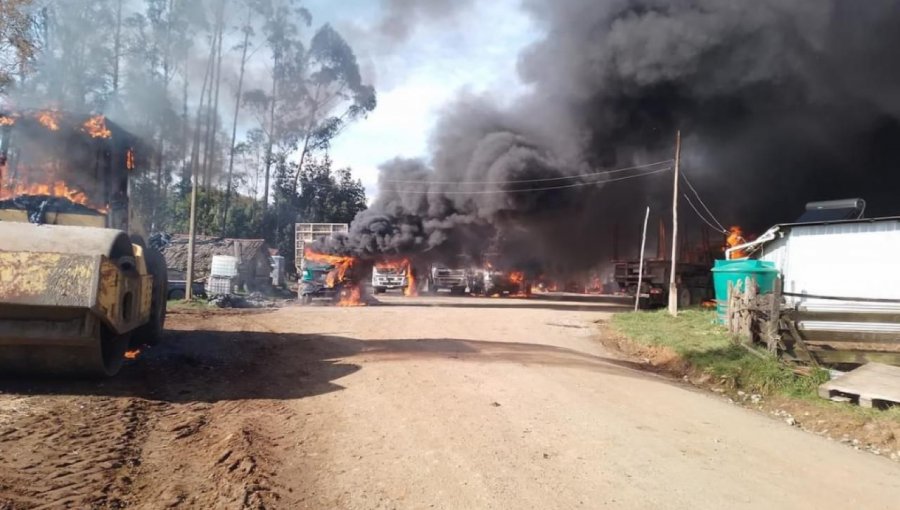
[760,220,900,301]
[759,220,900,363]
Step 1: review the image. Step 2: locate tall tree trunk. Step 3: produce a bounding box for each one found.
[186,34,217,299]
[191,38,216,195]
[203,0,226,189]
[181,70,190,184]
[262,54,278,211]
[221,5,252,235]
[292,85,324,189]
[157,0,177,218]
[112,0,122,93]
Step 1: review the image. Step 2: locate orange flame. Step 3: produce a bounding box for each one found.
[124,349,141,360]
[405,263,418,297]
[126,148,135,170]
[726,226,747,259]
[305,248,365,306]
[36,110,61,131]
[0,115,16,126]
[0,180,110,213]
[82,115,112,139]
[336,286,365,307]
[508,271,532,297]
[376,258,418,297]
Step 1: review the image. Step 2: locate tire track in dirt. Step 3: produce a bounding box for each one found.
[0,309,320,509]
[120,313,294,509]
[0,396,161,509]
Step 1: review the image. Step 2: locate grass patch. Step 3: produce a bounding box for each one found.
[611,309,828,398]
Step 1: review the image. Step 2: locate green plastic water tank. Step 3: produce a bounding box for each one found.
[711,260,779,324]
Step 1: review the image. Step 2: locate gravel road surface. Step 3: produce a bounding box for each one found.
[1,294,898,509]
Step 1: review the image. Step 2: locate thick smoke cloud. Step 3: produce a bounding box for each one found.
[321,0,900,274]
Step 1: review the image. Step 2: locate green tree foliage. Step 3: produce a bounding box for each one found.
[0,0,375,248]
[0,0,37,93]
[268,155,367,268]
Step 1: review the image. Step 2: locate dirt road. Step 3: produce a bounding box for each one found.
[1,295,899,509]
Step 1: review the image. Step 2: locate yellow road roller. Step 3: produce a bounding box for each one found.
[0,110,166,376]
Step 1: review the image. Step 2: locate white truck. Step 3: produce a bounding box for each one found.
[427,264,469,295]
[372,265,408,294]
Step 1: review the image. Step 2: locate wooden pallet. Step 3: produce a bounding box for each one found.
[818,362,900,408]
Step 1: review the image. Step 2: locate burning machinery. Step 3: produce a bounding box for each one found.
[372,259,417,296]
[0,110,167,376]
[299,249,364,306]
[426,263,468,295]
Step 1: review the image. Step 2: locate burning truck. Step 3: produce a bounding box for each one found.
[372,258,417,296]
[299,249,364,306]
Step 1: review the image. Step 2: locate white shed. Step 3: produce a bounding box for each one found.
[737,217,900,365]
[756,217,900,302]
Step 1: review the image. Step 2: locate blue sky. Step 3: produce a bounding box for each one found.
[304,0,540,199]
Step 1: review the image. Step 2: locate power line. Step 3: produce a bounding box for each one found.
[681,171,727,232]
[683,192,727,234]
[382,159,674,186]
[385,166,672,195]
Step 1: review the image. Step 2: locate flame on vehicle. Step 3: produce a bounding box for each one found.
[305,248,365,306]
[337,286,364,307]
[375,258,418,297]
[509,271,532,297]
[404,263,417,297]
[124,349,141,360]
[0,180,110,213]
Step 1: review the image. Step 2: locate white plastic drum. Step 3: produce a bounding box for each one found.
[210,255,239,277]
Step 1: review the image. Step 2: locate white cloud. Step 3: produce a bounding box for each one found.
[314,0,540,200]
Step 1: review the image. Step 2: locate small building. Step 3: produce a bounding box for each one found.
[738,213,900,365]
[162,235,274,292]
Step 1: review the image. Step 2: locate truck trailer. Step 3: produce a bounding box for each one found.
[614,259,712,308]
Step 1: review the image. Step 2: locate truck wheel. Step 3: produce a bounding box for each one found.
[132,245,167,347]
[374,287,386,294]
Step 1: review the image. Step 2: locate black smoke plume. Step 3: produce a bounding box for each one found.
[318,0,900,274]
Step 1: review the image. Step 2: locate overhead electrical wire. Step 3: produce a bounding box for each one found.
[683,193,728,234]
[386,166,672,195]
[681,171,727,232]
[382,159,674,186]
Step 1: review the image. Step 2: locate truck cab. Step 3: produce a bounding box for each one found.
[299,262,339,304]
[427,264,468,295]
[372,266,408,294]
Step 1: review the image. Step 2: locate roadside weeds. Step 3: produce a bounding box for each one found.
[602,309,900,461]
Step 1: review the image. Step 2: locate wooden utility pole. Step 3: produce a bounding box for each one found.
[635,206,650,312]
[185,157,200,300]
[668,131,682,316]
